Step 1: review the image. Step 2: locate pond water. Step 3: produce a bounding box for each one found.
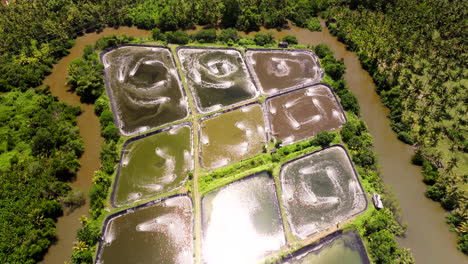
[102,45,188,135]
[199,104,266,169]
[97,195,193,264]
[283,231,369,264]
[201,171,285,264]
[112,124,193,207]
[245,49,322,95]
[177,47,258,113]
[280,146,367,239]
[266,84,346,145]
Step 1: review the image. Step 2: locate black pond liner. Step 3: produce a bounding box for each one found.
[244,48,325,96]
[281,230,370,264]
[99,44,190,137]
[94,194,194,264]
[174,46,261,115]
[263,83,348,146]
[278,144,368,238]
[109,121,193,208]
[197,101,268,170]
[200,170,287,262]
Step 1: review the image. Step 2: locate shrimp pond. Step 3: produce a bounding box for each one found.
[96,46,370,264]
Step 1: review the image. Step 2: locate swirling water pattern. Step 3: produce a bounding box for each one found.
[177,48,258,113]
[102,46,188,135]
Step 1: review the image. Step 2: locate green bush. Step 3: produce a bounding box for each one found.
[151,28,164,41]
[193,29,217,43]
[282,35,298,45]
[313,131,335,148]
[307,17,322,31]
[218,28,239,43]
[164,30,190,45]
[314,44,333,58]
[253,33,275,46]
[397,131,414,145]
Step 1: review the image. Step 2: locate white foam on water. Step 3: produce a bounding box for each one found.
[241,104,255,112]
[283,135,295,144]
[210,158,230,168]
[301,114,322,125]
[285,111,301,130]
[282,184,294,201]
[117,66,125,83]
[312,98,326,117]
[332,109,346,123]
[149,79,167,90]
[127,192,142,202]
[155,148,176,180]
[191,68,202,84]
[121,154,130,167]
[103,223,116,245]
[348,180,364,210]
[203,104,222,113]
[137,126,150,134]
[326,167,344,195]
[140,184,162,191]
[269,105,277,114]
[128,58,145,77]
[235,121,246,130]
[256,125,265,135]
[184,150,194,171]
[201,133,210,145]
[299,165,319,175]
[176,248,193,264]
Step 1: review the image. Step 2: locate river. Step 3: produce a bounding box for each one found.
[40,27,150,264]
[41,22,465,264]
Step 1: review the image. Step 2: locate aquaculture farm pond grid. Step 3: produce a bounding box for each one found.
[97,45,368,264]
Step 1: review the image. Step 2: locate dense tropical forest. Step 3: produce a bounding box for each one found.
[323,0,467,253]
[0,0,465,263]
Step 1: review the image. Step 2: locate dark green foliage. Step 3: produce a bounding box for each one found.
[253,33,275,46]
[151,28,164,41]
[0,91,83,263]
[306,17,322,31]
[281,35,298,45]
[411,151,423,166]
[326,2,467,252]
[218,28,239,43]
[164,30,191,45]
[193,29,217,43]
[314,44,333,58]
[313,131,335,148]
[339,92,360,115]
[94,35,136,51]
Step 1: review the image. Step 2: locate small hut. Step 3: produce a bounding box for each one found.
[372,194,384,210]
[278,42,288,48]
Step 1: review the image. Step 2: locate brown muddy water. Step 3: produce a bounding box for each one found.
[280,146,367,240]
[245,49,322,95]
[242,21,466,263]
[102,45,188,136]
[201,171,285,264]
[177,47,258,113]
[199,103,266,169]
[40,27,150,264]
[266,85,346,145]
[97,195,193,264]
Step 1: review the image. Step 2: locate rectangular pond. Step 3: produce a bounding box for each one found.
[101,45,189,135]
[201,171,285,264]
[177,47,258,113]
[280,146,367,239]
[266,85,346,145]
[245,49,323,95]
[97,195,193,264]
[112,124,193,207]
[199,103,267,169]
[283,231,370,264]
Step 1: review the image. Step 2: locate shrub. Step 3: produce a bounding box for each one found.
[218,28,239,43]
[314,44,333,58]
[307,17,322,31]
[253,33,275,46]
[193,29,217,43]
[151,28,164,41]
[314,131,335,148]
[340,91,360,116]
[397,131,414,145]
[282,35,298,45]
[164,30,190,45]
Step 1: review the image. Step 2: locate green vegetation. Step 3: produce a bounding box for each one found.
[324,0,467,254]
[0,89,83,263]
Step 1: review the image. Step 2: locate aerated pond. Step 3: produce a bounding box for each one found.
[283,231,369,264]
[177,47,258,113]
[199,104,267,169]
[280,146,367,239]
[201,171,285,264]
[112,124,193,207]
[266,85,346,145]
[245,49,323,95]
[102,46,188,135]
[97,195,193,264]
